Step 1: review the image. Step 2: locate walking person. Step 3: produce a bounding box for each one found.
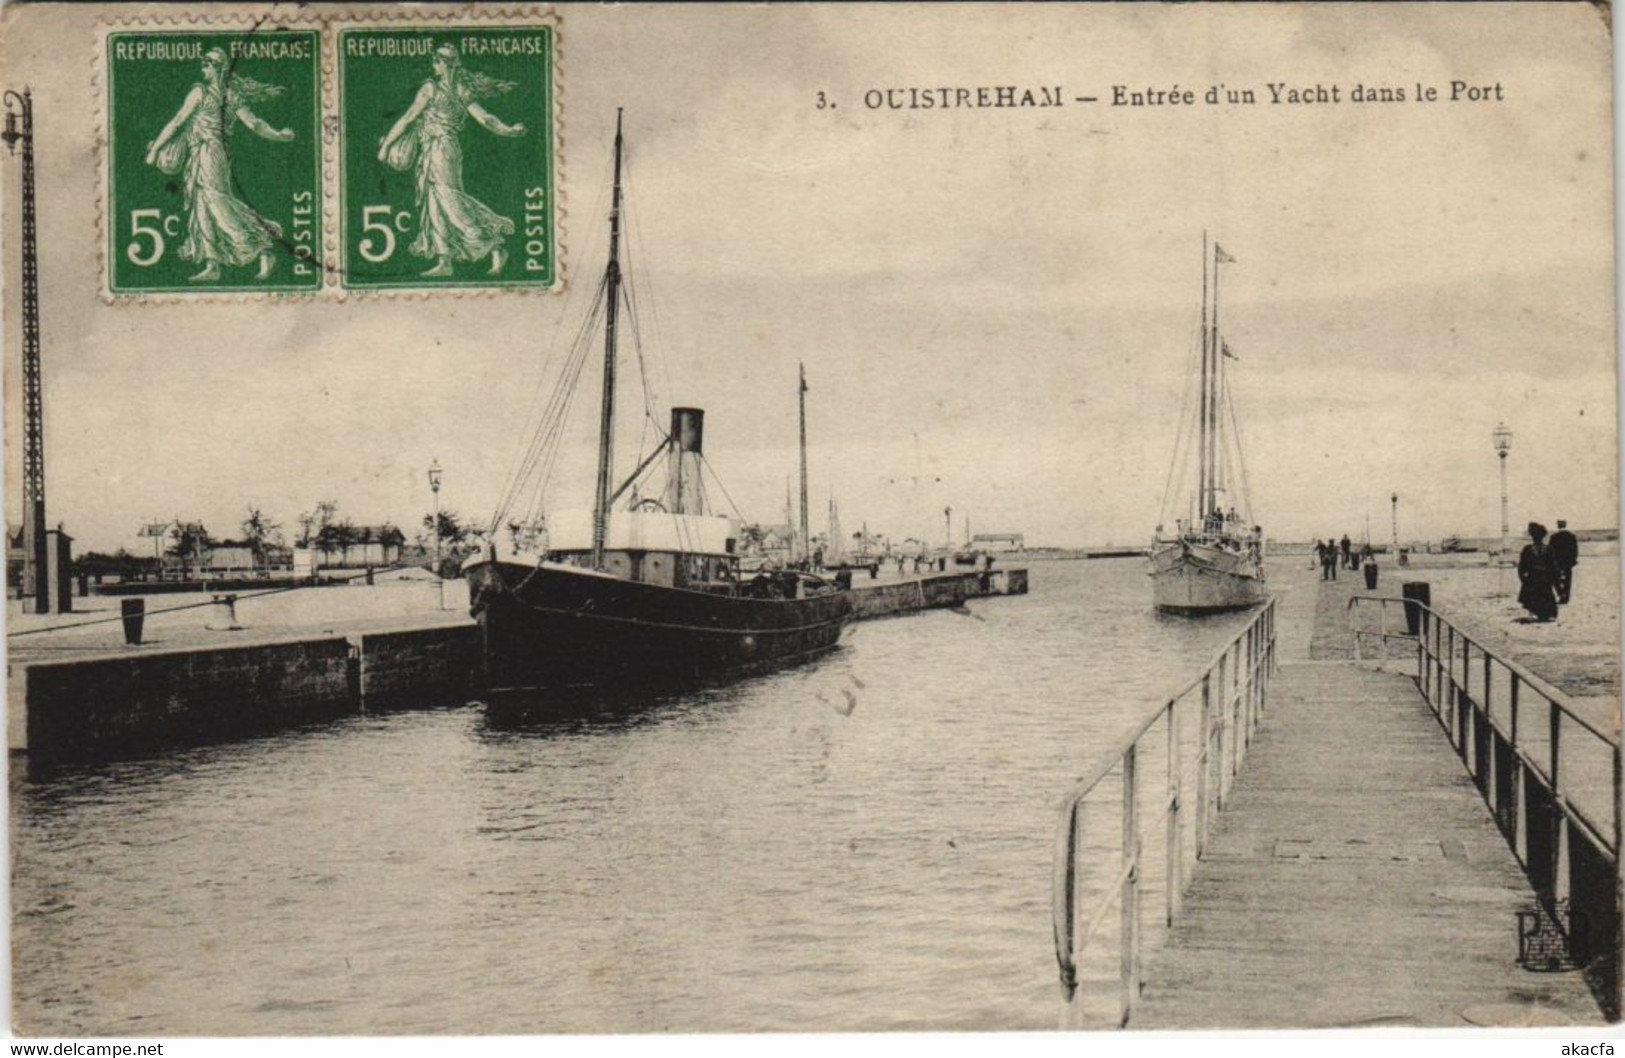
[1548,520,1579,604]
[1339,534,1353,570]
[1517,522,1559,622]
[1321,538,1338,581]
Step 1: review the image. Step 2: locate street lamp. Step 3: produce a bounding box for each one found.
[5,87,49,613]
[1390,492,1399,553]
[1493,423,1512,560]
[943,506,952,559]
[428,458,444,610]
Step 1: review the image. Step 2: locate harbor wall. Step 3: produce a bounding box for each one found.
[15,570,1029,765]
[357,625,481,708]
[25,637,356,764]
[849,570,1029,618]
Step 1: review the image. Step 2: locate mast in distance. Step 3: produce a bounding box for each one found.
[591,109,625,568]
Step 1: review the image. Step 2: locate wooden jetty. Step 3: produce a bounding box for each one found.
[1134,661,1601,1028]
[7,568,1026,767]
[1055,567,1619,1030]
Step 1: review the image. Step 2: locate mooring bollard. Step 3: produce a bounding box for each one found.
[206,593,242,631]
[1363,561,1378,590]
[1402,581,1430,636]
[120,598,145,645]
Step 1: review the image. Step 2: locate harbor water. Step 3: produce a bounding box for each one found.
[12,558,1263,1034]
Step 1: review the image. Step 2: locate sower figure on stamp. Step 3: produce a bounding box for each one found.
[1548,519,1578,604]
[1517,521,1559,623]
[145,48,295,282]
[378,43,526,278]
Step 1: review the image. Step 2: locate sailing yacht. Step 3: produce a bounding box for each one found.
[1149,236,1266,613]
[463,113,853,691]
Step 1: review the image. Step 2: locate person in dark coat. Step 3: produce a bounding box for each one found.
[1321,538,1338,581]
[1548,520,1579,604]
[1339,534,1352,570]
[1517,522,1559,622]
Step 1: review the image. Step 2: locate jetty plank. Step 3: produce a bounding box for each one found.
[1132,659,1604,1028]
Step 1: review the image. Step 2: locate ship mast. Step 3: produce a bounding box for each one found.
[799,362,810,564]
[1208,241,1224,520]
[591,110,626,569]
[1198,232,1211,522]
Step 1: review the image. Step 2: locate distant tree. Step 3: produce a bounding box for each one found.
[422,510,469,548]
[241,507,284,568]
[333,519,359,566]
[314,522,343,562]
[377,523,406,551]
[168,521,213,579]
[297,500,340,548]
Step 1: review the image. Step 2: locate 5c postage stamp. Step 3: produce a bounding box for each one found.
[337,23,558,291]
[103,27,323,295]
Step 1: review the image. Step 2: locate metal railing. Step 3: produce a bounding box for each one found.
[1349,595,1621,1016]
[1052,597,1277,1027]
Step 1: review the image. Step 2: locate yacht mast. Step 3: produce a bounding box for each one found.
[1208,241,1224,519]
[1198,232,1211,520]
[591,110,626,568]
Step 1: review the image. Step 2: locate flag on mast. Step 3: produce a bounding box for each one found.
[1215,244,1237,264]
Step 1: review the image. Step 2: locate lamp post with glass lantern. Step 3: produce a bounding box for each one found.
[1493,423,1512,561]
[428,459,444,610]
[1390,492,1401,564]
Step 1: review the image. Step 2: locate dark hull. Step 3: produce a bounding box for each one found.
[465,559,854,692]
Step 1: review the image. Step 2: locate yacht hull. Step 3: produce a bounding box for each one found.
[1149,541,1266,614]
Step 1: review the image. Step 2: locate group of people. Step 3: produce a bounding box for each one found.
[1312,535,1374,581]
[1517,520,1580,622]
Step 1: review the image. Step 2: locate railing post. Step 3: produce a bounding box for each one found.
[1215,654,1229,808]
[1483,651,1495,815]
[1549,703,1569,907]
[1120,744,1140,1027]
[1436,617,1449,715]
[1450,626,1460,743]
[1166,700,1182,927]
[1416,607,1426,686]
[1228,641,1241,780]
[1068,798,1086,1029]
[1197,674,1211,858]
[1511,676,1525,862]
[1247,624,1258,740]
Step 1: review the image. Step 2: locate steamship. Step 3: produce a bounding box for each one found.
[463,114,852,692]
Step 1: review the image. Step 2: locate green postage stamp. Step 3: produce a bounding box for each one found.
[98,12,559,298]
[338,25,557,291]
[103,28,323,295]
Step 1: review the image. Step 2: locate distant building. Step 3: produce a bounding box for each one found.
[970,532,1025,552]
[739,523,797,568]
[311,526,405,569]
[198,540,294,575]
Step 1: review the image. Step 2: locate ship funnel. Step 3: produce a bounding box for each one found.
[665,407,707,515]
[671,407,705,454]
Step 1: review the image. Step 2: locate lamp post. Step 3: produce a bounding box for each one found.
[428,459,444,610]
[943,506,952,560]
[1493,423,1512,560]
[4,88,48,613]
[1390,493,1398,554]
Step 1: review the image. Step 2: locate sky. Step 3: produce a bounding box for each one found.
[0,2,1616,554]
